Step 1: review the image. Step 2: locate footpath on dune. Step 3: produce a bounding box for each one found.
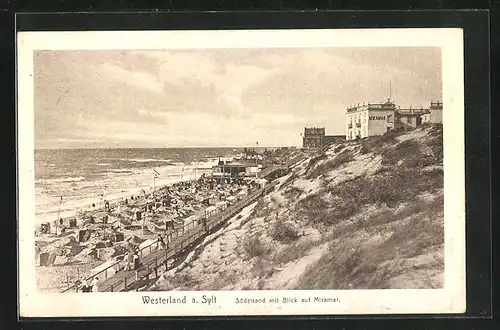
[152,124,444,291]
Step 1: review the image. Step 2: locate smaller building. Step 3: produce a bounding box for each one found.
[303,127,343,149]
[421,101,443,124]
[211,159,260,182]
[303,127,325,149]
[394,107,427,129]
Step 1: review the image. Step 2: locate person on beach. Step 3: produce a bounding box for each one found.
[130,252,136,270]
[79,277,90,293]
[124,252,131,270]
[91,277,100,292]
[157,234,166,250]
[133,252,140,270]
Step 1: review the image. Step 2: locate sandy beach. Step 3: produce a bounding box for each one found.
[35,169,270,292]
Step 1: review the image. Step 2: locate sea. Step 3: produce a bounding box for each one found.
[34,148,243,225]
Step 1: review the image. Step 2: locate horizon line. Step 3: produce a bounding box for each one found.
[34,145,300,150]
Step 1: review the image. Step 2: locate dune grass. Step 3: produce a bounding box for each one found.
[270,220,300,244]
[295,195,444,290]
[306,149,355,179]
[242,236,272,259]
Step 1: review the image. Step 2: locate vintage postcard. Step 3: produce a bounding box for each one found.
[17,28,465,317]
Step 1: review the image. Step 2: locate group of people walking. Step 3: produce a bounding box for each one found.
[123,250,141,271]
[78,276,100,293]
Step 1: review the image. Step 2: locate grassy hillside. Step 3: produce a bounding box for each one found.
[153,124,444,291]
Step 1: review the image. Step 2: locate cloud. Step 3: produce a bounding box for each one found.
[142,51,277,116]
[101,63,164,95]
[33,48,442,149]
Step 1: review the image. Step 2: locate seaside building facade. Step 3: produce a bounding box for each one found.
[346,99,396,140]
[345,99,443,140]
[211,159,261,182]
[302,127,344,149]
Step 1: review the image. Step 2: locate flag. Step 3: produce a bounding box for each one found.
[153,169,160,178]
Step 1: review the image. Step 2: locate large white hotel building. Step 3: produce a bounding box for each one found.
[345,99,443,140]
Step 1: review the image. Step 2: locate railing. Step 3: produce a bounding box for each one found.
[62,213,205,292]
[284,154,307,168]
[259,165,288,179]
[61,236,163,292]
[62,182,278,293]
[101,186,269,292]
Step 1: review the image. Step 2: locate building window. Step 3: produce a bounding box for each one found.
[387,114,393,123]
[407,117,413,124]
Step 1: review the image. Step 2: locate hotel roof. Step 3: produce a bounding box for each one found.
[346,99,396,113]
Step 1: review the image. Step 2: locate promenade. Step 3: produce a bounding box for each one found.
[64,180,275,292]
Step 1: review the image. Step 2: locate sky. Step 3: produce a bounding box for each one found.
[34,47,442,149]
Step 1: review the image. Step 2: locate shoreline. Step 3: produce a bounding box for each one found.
[34,168,213,228]
[35,168,268,292]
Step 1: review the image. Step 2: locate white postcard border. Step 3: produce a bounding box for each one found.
[17,28,465,317]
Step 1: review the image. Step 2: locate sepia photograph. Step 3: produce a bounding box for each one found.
[17,29,465,317]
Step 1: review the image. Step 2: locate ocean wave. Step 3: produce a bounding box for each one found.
[119,158,173,163]
[106,169,135,176]
[190,160,218,168]
[97,163,112,166]
[36,176,86,184]
[108,169,135,173]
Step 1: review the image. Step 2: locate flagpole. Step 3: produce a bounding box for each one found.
[56,195,62,234]
[256,141,258,166]
[103,185,107,210]
[142,208,146,235]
